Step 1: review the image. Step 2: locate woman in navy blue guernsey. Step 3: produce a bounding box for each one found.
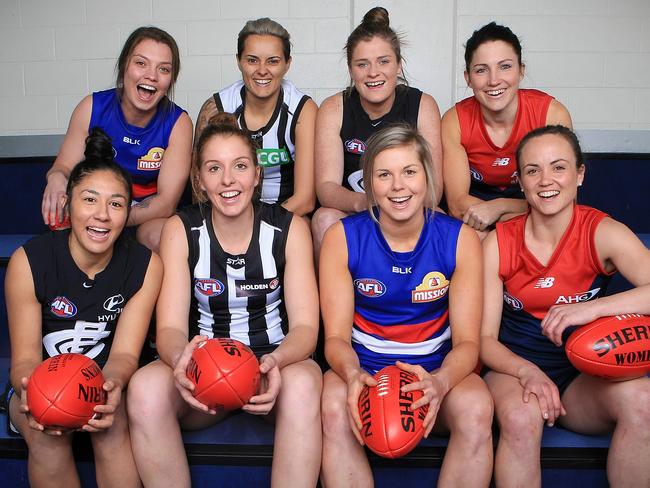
[6,128,162,488]
[41,26,193,252]
[481,125,650,486]
[320,124,493,487]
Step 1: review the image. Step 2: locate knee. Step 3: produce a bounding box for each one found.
[278,362,322,417]
[450,393,494,444]
[615,379,650,428]
[497,401,543,442]
[311,208,342,243]
[127,365,174,427]
[321,387,349,438]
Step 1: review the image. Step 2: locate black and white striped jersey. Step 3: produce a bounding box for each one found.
[213,79,310,205]
[179,203,293,356]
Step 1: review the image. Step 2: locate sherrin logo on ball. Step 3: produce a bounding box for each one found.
[27,353,106,429]
[358,365,428,459]
[565,314,650,380]
[354,279,386,298]
[186,338,260,412]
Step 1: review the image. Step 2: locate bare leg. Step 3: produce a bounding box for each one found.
[311,208,348,263]
[320,370,373,488]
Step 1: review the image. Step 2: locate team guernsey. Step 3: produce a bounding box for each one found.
[213,80,310,204]
[89,88,185,201]
[340,85,422,192]
[179,202,293,357]
[343,209,461,374]
[457,88,553,201]
[496,205,614,392]
[22,230,151,368]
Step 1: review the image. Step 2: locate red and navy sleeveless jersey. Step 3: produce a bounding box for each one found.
[22,230,151,368]
[89,89,185,201]
[457,89,552,200]
[342,209,462,374]
[496,205,614,381]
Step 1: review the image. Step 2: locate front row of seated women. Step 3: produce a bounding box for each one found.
[8,119,650,488]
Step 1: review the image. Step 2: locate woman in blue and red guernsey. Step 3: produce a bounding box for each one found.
[442,22,571,237]
[480,125,650,487]
[320,124,493,487]
[41,26,193,252]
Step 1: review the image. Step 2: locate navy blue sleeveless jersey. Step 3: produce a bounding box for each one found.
[22,230,151,368]
[342,209,462,374]
[89,89,185,201]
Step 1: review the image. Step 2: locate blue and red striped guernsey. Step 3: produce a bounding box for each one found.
[342,209,462,374]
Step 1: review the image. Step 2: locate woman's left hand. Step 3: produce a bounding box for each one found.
[243,354,281,416]
[81,379,122,433]
[396,361,447,437]
[541,302,600,346]
[463,201,502,231]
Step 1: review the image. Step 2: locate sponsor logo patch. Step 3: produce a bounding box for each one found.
[345,138,366,155]
[257,147,291,167]
[492,157,510,167]
[534,277,555,289]
[235,277,281,297]
[137,147,165,171]
[555,288,600,305]
[195,278,225,297]
[103,294,125,312]
[50,296,78,318]
[226,257,245,268]
[411,272,449,303]
[354,279,386,298]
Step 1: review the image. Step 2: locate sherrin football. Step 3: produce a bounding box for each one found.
[27,353,106,429]
[565,314,650,380]
[358,365,428,459]
[186,338,260,412]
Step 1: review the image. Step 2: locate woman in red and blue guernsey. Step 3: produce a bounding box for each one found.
[320,124,493,487]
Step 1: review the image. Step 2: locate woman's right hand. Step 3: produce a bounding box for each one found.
[18,377,70,436]
[172,335,217,415]
[42,171,68,226]
[518,365,566,426]
[345,368,378,445]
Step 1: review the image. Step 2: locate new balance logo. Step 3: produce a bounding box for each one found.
[534,277,555,289]
[492,157,510,166]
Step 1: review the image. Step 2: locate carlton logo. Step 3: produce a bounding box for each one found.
[50,296,77,318]
[345,138,366,155]
[469,167,483,182]
[411,272,449,303]
[503,292,523,311]
[354,279,386,298]
[137,147,164,171]
[195,279,225,297]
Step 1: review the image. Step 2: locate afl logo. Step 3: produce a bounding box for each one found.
[195,279,224,297]
[269,278,280,290]
[345,138,366,155]
[354,279,386,298]
[503,292,523,311]
[469,167,483,182]
[50,296,77,318]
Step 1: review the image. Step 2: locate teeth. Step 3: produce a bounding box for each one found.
[254,79,271,85]
[220,191,240,198]
[487,89,505,96]
[538,190,559,198]
[366,81,384,87]
[138,84,156,93]
[389,196,410,203]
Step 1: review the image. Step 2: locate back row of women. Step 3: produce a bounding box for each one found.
[8,6,650,488]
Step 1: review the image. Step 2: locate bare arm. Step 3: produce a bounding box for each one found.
[282,99,317,216]
[315,94,366,213]
[417,93,443,206]
[128,113,193,226]
[546,99,572,128]
[194,96,218,145]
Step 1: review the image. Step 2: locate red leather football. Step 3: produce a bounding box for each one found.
[27,353,106,429]
[358,365,428,459]
[565,314,650,380]
[186,338,260,412]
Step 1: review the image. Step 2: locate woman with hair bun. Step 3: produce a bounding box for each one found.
[195,17,317,217]
[442,22,571,237]
[42,26,193,252]
[127,113,322,488]
[6,128,162,488]
[312,7,443,256]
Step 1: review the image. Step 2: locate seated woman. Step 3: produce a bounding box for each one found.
[6,128,162,488]
[320,124,493,487]
[442,22,571,236]
[195,17,317,217]
[312,7,443,256]
[127,113,322,488]
[481,125,650,486]
[41,26,193,252]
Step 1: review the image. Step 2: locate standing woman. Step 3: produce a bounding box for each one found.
[320,125,493,487]
[6,129,162,488]
[41,26,193,252]
[442,22,571,235]
[195,18,317,217]
[312,7,443,255]
[127,114,322,488]
[481,126,650,486]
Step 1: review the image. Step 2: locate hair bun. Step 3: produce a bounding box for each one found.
[84,127,114,162]
[208,112,240,131]
[362,6,389,29]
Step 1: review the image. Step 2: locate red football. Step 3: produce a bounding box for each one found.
[186,338,260,412]
[27,353,106,429]
[358,365,428,459]
[565,314,650,380]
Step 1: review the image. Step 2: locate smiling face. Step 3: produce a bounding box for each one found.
[464,40,524,117]
[198,134,261,220]
[67,169,129,260]
[349,36,402,115]
[238,34,291,102]
[120,38,173,123]
[518,133,585,217]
